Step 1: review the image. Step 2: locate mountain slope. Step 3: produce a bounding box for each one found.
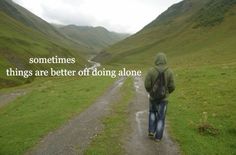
[0,0,95,54]
[58,25,129,54]
[0,0,90,87]
[94,0,236,67]
[1,0,67,42]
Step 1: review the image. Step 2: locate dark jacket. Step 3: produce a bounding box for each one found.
[144,53,175,100]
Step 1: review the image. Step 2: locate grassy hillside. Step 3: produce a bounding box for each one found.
[1,0,89,47]
[94,0,236,68]
[0,0,62,39]
[0,11,86,87]
[0,0,94,87]
[58,25,129,54]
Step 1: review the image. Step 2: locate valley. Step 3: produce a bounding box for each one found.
[0,0,236,154]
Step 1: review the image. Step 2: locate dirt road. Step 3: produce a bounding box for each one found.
[123,76,180,155]
[25,76,179,155]
[26,78,125,155]
[0,89,27,108]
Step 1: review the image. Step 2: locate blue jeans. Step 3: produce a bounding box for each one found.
[148,99,167,140]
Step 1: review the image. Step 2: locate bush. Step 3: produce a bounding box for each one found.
[197,112,219,136]
[194,0,236,27]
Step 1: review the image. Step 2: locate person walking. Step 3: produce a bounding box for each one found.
[144,52,175,141]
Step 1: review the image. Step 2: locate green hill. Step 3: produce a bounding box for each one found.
[0,0,62,39]
[94,0,236,68]
[0,0,94,87]
[58,25,129,54]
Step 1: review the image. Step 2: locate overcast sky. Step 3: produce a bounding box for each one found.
[13,0,182,33]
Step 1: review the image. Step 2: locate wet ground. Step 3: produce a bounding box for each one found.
[123,76,180,155]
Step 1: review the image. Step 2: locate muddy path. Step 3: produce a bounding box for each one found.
[25,77,125,155]
[123,76,180,155]
[0,89,27,108]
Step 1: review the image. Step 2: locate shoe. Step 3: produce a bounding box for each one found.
[154,139,161,142]
[148,132,155,137]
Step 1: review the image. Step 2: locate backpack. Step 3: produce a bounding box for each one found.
[150,68,167,100]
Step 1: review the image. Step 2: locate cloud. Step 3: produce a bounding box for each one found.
[13,0,182,33]
[40,2,96,26]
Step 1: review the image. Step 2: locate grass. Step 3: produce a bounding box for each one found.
[0,76,115,155]
[84,77,134,155]
[167,65,236,155]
